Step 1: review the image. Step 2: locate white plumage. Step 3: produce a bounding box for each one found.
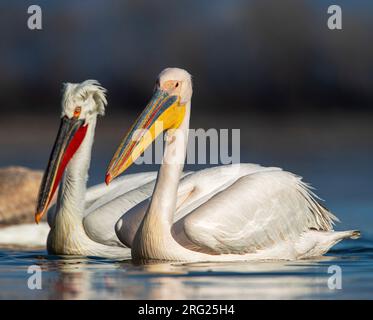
[2,72,360,262]
[34,81,159,258]
[108,68,360,262]
[0,223,49,247]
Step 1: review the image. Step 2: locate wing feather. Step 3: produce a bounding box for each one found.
[82,172,157,246]
[181,169,337,254]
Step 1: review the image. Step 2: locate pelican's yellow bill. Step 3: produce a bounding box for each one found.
[106,89,185,184]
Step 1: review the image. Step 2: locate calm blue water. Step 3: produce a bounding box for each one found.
[0,238,372,299]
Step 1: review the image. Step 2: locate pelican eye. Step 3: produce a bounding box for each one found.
[175,82,179,88]
[73,107,81,118]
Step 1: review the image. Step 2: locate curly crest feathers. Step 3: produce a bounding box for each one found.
[62,80,107,118]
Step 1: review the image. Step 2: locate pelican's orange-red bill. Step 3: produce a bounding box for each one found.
[35,117,88,223]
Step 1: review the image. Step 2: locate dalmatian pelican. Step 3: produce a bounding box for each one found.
[34,80,159,258]
[106,68,360,262]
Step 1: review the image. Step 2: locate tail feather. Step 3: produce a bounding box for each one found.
[296,229,361,259]
[338,229,361,240]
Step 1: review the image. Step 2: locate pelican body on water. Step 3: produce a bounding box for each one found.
[106,68,360,262]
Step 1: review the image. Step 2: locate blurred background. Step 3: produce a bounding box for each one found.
[0,0,372,113]
[0,1,372,231]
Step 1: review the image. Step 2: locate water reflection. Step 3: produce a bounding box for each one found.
[113,259,333,300]
[37,256,121,299]
[23,255,340,299]
[1,239,372,299]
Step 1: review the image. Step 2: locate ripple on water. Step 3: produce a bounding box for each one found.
[0,237,372,299]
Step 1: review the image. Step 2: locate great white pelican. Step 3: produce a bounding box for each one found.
[106,68,360,262]
[34,80,159,258]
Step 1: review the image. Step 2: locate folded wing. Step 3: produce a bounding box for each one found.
[180,169,337,255]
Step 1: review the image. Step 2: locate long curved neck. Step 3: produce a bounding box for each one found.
[54,117,96,228]
[133,102,211,261]
[147,102,190,228]
[133,103,195,260]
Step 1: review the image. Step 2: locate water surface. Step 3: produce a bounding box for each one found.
[1,239,372,299]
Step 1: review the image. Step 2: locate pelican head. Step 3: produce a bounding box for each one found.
[35,80,107,223]
[106,68,192,184]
